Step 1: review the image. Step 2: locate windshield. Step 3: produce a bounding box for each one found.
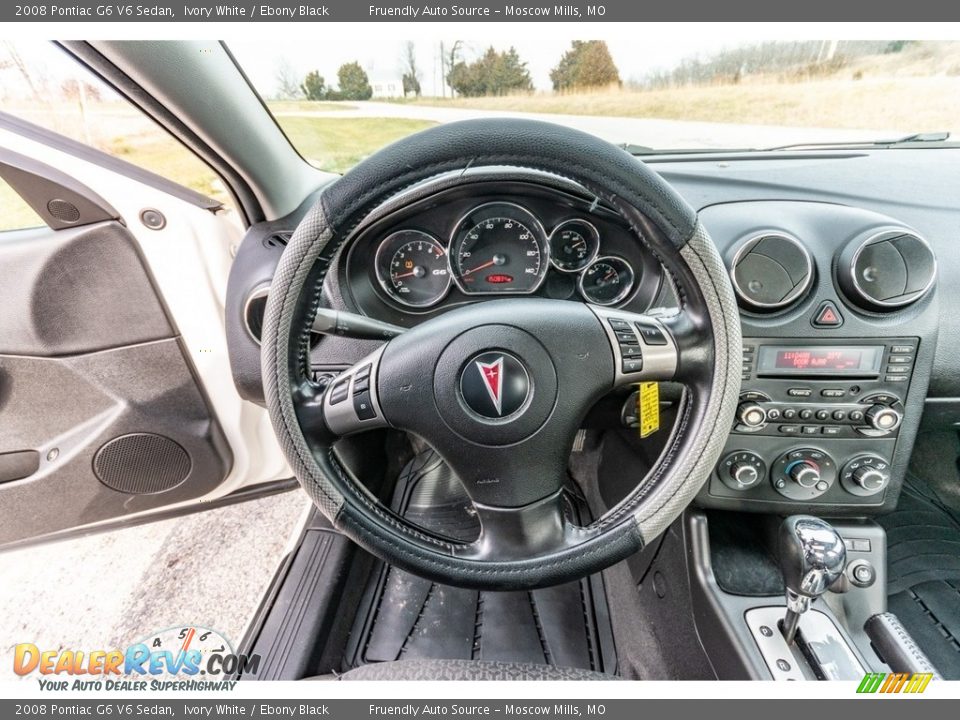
[231,36,960,173]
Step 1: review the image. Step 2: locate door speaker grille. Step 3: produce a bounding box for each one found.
[93,433,191,494]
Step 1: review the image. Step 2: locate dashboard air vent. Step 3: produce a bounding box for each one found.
[838,229,936,311]
[730,232,814,312]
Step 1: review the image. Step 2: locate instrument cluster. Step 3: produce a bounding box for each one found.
[372,201,638,309]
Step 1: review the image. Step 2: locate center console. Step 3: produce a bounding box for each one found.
[694,200,940,516]
[710,336,917,507]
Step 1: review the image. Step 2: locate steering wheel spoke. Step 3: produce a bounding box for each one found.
[320,346,390,437]
[588,305,681,385]
[457,492,586,562]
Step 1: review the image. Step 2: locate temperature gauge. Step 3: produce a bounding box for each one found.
[579,256,636,306]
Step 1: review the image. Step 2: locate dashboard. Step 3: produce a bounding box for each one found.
[341,180,670,328]
[226,147,959,517]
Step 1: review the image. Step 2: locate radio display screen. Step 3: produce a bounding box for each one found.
[757,345,883,376]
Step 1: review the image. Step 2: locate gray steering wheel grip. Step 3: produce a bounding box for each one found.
[261,119,742,590]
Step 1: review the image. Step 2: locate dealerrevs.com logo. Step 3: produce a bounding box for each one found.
[13,626,259,691]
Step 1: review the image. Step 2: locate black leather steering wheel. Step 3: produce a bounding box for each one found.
[261,119,741,590]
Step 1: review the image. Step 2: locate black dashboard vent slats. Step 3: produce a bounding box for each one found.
[839,229,937,311]
[730,232,814,312]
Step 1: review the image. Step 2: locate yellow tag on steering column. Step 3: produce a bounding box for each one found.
[638,382,660,438]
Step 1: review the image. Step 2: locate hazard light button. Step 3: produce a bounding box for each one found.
[812,301,843,328]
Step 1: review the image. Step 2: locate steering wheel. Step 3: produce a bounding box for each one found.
[261,119,741,590]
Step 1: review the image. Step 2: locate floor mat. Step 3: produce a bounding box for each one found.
[880,484,960,679]
[346,450,617,674]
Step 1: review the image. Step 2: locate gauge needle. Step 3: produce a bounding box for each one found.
[463,259,497,276]
[393,270,419,279]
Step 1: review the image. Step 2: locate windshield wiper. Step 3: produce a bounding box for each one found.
[761,131,952,151]
[619,143,756,155]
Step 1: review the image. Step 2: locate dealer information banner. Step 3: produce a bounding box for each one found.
[5,0,960,22]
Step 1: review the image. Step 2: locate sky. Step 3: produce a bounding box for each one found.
[229,28,754,97]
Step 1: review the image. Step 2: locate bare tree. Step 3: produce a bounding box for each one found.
[274,57,303,100]
[401,41,421,97]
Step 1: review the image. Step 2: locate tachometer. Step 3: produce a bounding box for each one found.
[549,219,600,273]
[579,256,636,306]
[374,230,451,308]
[451,203,548,295]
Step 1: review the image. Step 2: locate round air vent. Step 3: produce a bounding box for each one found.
[730,232,814,312]
[838,229,936,311]
[243,286,271,345]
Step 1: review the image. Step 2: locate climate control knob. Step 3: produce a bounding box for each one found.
[853,466,888,492]
[717,450,766,491]
[731,462,760,486]
[787,460,821,488]
[737,401,767,429]
[771,449,837,500]
[840,454,890,497]
[865,404,902,433]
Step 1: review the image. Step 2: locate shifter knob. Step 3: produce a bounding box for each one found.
[778,515,846,644]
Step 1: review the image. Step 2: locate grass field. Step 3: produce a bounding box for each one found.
[0,113,435,231]
[273,116,436,173]
[405,76,960,135]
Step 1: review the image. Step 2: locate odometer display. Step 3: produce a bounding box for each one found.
[451,203,548,295]
[374,230,451,308]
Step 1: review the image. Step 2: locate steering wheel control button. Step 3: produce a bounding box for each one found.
[329,379,350,405]
[353,392,377,420]
[607,318,630,332]
[622,357,644,374]
[620,344,642,358]
[772,448,837,500]
[459,351,531,420]
[812,300,844,328]
[634,321,668,345]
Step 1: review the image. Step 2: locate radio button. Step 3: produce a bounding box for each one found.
[821,425,843,436]
[767,408,781,420]
[815,409,831,421]
[779,425,801,434]
[885,366,910,374]
[788,388,812,397]
[782,408,797,420]
[832,410,846,421]
[885,375,909,383]
[887,355,913,364]
[801,425,819,435]
[799,408,814,420]
[848,410,865,423]
[821,389,846,398]
[890,345,914,354]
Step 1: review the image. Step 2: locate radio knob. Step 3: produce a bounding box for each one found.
[852,466,888,492]
[737,401,767,429]
[865,404,902,432]
[730,462,760,487]
[788,460,821,488]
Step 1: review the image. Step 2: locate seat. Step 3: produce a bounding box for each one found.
[337,659,620,681]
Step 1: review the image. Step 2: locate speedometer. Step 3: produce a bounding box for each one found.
[451,203,548,295]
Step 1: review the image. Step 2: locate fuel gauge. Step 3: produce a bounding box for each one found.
[579,256,636,306]
[549,219,600,272]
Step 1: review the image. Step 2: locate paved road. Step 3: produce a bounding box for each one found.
[0,491,308,681]
[279,101,898,150]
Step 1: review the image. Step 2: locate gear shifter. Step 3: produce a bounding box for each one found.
[778,515,846,645]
